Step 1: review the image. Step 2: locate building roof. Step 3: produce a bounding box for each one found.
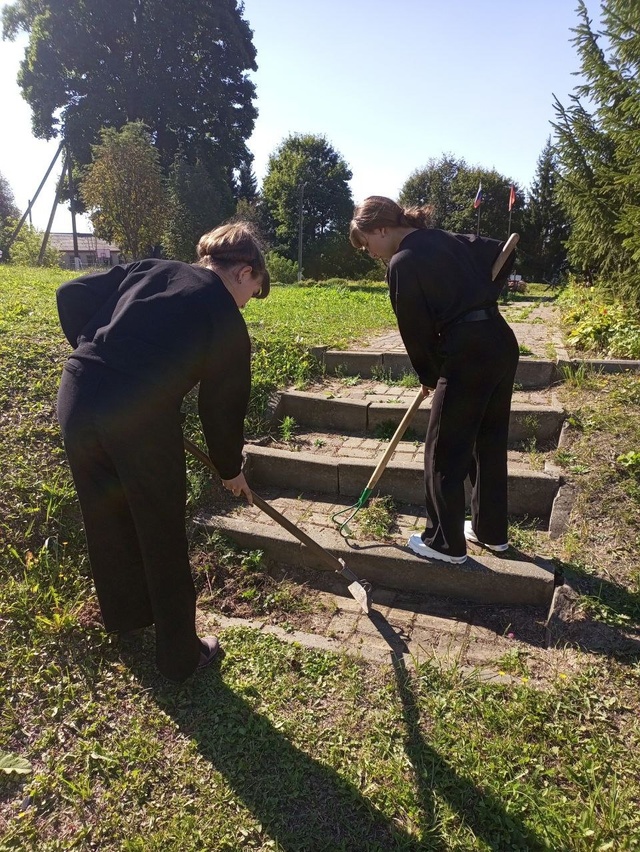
[48,233,121,253]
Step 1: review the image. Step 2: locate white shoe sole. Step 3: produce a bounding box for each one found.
[464,521,508,552]
[407,534,467,564]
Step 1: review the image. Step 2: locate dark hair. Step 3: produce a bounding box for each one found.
[349,196,434,248]
[196,222,270,298]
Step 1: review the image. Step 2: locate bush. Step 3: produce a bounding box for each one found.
[6,224,61,267]
[558,282,640,358]
[265,251,298,285]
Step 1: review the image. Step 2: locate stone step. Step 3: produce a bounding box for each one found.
[243,441,561,520]
[314,348,559,390]
[275,388,565,447]
[195,491,557,607]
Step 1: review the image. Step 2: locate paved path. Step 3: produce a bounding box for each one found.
[361,300,570,362]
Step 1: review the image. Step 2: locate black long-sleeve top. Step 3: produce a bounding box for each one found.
[56,259,251,479]
[386,228,513,387]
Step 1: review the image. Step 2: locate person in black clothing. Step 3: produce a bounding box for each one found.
[56,222,270,681]
[350,196,518,564]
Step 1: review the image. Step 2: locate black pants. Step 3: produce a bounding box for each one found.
[421,314,519,557]
[57,359,200,681]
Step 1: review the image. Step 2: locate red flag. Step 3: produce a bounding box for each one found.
[473,183,484,209]
[508,184,516,212]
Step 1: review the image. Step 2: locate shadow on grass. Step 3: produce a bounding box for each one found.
[124,623,548,852]
[545,565,640,659]
[368,609,549,851]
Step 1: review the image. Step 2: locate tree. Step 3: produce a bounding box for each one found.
[519,139,570,282]
[0,171,20,258]
[261,133,370,279]
[79,122,167,260]
[399,154,464,227]
[0,171,19,222]
[553,0,640,303]
[399,155,523,240]
[163,151,235,261]
[7,224,60,267]
[235,160,259,203]
[2,0,257,204]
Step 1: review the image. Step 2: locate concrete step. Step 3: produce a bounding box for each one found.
[243,439,561,520]
[275,387,565,447]
[314,348,559,390]
[195,491,557,607]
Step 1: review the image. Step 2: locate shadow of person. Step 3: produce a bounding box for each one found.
[366,608,549,851]
[122,620,548,852]
[125,647,422,851]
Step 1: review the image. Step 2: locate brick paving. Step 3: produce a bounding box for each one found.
[361,301,570,362]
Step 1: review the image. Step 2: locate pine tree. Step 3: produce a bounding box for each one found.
[520,139,570,282]
[553,0,640,303]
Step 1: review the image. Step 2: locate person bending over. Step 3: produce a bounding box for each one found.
[350,196,517,564]
[56,222,269,681]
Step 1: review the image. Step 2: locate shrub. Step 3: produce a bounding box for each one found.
[559,282,640,358]
[6,224,61,267]
[265,251,298,285]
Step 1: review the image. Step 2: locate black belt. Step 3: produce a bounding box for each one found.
[450,305,500,325]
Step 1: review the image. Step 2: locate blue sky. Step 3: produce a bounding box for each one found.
[0,0,598,232]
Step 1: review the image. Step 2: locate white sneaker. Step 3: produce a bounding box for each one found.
[407,534,467,564]
[464,521,508,552]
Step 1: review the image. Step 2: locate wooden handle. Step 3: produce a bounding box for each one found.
[183,436,344,572]
[364,388,424,492]
[492,232,519,281]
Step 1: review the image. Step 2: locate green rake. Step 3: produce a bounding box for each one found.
[331,388,425,538]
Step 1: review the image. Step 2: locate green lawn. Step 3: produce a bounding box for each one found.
[1,265,640,851]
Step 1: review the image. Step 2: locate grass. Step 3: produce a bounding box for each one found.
[2,265,640,850]
[355,495,397,540]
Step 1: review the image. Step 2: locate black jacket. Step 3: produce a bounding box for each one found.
[56,259,251,479]
[386,229,514,387]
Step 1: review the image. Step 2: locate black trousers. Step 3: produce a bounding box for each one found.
[57,360,200,682]
[421,314,519,557]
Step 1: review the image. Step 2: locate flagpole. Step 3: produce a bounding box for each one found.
[476,205,481,236]
[507,184,515,237]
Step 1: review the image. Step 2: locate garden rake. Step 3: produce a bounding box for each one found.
[184,436,373,613]
[331,387,425,538]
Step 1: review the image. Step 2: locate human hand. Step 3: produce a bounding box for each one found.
[421,385,432,398]
[221,472,253,504]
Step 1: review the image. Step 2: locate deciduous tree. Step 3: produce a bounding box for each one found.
[2,0,257,204]
[0,171,20,257]
[399,155,523,240]
[261,134,370,279]
[79,122,167,260]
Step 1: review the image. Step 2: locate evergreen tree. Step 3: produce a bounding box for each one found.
[553,0,640,302]
[235,160,258,203]
[519,139,570,282]
[164,152,235,261]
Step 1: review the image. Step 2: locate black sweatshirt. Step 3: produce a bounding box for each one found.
[56,259,251,479]
[386,228,514,388]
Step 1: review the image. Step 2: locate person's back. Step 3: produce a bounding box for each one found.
[57,258,246,403]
